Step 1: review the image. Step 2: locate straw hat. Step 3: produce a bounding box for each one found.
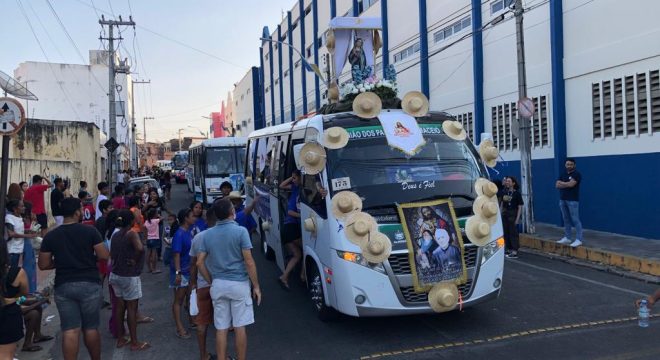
[472,195,499,225]
[304,216,317,235]
[442,120,467,141]
[428,282,459,313]
[323,127,349,149]
[465,215,492,246]
[352,92,382,119]
[299,142,327,175]
[245,176,253,185]
[479,139,499,168]
[361,231,392,264]
[401,91,429,117]
[474,178,498,199]
[344,212,378,247]
[331,191,362,220]
[328,82,339,102]
[227,191,245,200]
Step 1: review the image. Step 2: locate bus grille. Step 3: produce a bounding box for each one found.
[387,245,479,275]
[400,280,474,304]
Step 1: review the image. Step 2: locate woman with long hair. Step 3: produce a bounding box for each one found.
[0,237,29,358]
[500,176,523,259]
[7,183,23,201]
[189,201,206,236]
[170,208,195,339]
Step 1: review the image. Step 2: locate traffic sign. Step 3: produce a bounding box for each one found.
[0,97,26,136]
[517,97,535,119]
[104,137,119,152]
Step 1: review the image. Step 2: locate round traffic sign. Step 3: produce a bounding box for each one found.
[0,97,26,136]
[517,97,535,119]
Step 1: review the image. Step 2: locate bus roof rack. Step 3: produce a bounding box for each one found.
[318,97,402,115]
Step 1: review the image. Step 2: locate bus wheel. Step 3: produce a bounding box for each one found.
[308,264,337,322]
[260,229,275,261]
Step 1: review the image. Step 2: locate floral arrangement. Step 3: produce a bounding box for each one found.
[340,64,399,102]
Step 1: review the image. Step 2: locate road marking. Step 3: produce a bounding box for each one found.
[507,259,648,296]
[359,314,658,359]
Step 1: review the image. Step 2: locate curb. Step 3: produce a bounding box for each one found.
[519,234,660,278]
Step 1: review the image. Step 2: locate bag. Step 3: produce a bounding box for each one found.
[189,289,199,316]
[162,245,172,266]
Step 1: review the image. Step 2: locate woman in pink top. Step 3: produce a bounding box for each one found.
[144,209,162,274]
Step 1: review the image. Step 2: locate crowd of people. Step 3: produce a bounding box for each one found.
[1,169,263,360]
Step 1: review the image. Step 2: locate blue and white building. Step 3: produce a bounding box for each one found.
[254,0,660,239]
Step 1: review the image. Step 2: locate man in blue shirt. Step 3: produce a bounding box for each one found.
[227,191,258,235]
[197,199,261,360]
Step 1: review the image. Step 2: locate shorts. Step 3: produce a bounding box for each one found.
[0,303,23,344]
[54,281,102,331]
[109,273,142,301]
[147,239,161,249]
[169,271,190,289]
[282,223,302,244]
[194,286,214,326]
[210,279,254,330]
[36,213,48,229]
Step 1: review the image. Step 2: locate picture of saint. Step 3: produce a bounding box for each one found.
[394,122,411,137]
[431,228,461,269]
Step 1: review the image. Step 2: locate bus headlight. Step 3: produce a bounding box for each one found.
[336,250,386,274]
[481,237,505,264]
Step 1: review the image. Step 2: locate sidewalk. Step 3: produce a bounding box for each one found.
[520,223,660,279]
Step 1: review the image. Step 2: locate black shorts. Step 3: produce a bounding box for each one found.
[282,223,302,244]
[36,213,48,229]
[0,303,24,345]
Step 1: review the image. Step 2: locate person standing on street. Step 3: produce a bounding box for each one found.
[51,178,66,226]
[95,182,110,220]
[197,199,261,360]
[500,176,523,259]
[5,200,35,268]
[555,158,583,247]
[23,175,51,237]
[171,208,195,339]
[0,237,30,359]
[38,198,109,360]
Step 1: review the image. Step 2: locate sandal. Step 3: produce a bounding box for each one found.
[21,345,43,352]
[278,278,290,291]
[176,330,191,339]
[130,341,151,351]
[137,316,155,324]
[33,335,54,343]
[116,336,130,348]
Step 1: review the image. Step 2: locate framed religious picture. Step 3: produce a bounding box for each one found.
[397,199,467,292]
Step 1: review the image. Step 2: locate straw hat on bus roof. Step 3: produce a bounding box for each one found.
[479,139,499,168]
[331,191,362,220]
[401,91,429,117]
[474,178,498,199]
[428,282,459,313]
[344,212,378,247]
[442,120,467,141]
[323,127,349,149]
[352,92,382,119]
[227,191,246,200]
[465,215,492,246]
[472,195,498,225]
[361,231,392,264]
[299,142,327,175]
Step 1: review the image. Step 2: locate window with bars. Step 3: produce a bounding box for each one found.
[454,112,474,142]
[491,95,549,151]
[592,69,660,138]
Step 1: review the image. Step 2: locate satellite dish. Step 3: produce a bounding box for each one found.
[0,70,38,101]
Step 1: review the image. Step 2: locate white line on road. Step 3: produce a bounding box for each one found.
[507,259,648,297]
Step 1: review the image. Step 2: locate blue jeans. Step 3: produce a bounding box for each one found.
[54,282,102,331]
[8,253,21,269]
[559,200,583,240]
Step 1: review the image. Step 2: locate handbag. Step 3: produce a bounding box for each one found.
[189,289,199,316]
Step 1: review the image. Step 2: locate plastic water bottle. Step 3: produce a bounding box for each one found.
[638,299,650,328]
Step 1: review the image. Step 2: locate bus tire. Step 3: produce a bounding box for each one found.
[307,263,337,322]
[260,227,275,261]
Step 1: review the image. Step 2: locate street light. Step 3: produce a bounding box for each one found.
[188,125,208,138]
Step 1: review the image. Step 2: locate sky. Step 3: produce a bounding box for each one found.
[2,0,294,142]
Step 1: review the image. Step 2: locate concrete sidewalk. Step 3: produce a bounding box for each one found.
[520,223,660,278]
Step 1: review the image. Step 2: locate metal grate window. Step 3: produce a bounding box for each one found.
[603,80,612,137]
[491,95,549,151]
[455,112,474,142]
[651,70,660,132]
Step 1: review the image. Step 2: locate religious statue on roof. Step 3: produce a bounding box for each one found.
[348,37,368,82]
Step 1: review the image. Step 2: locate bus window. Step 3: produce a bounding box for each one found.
[255,137,272,188]
[237,146,247,174]
[206,148,236,175]
[301,174,328,219]
[246,139,255,179]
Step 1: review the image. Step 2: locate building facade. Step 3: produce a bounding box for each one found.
[228,67,264,137]
[255,0,660,238]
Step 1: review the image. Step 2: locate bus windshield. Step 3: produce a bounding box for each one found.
[326,124,487,214]
[172,153,189,170]
[206,147,242,175]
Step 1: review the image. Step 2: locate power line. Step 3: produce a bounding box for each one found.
[154,102,219,120]
[24,0,66,59]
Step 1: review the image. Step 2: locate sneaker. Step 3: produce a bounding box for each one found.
[570,239,582,248]
[505,251,519,259]
[557,237,572,245]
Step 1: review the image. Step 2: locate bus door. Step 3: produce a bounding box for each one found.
[273,134,294,271]
[259,136,285,271]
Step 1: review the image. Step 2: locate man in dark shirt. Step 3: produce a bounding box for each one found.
[51,178,65,226]
[38,198,109,360]
[555,158,583,247]
[95,200,114,240]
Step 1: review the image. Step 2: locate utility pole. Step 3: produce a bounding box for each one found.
[177,128,184,151]
[132,79,150,170]
[143,116,154,145]
[99,15,135,185]
[514,0,535,234]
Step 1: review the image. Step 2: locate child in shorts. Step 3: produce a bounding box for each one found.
[144,209,163,274]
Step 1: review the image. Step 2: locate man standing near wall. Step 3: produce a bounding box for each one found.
[24,175,52,236]
[51,178,65,226]
[556,158,583,247]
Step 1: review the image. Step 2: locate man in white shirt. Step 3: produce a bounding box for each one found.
[95,182,110,220]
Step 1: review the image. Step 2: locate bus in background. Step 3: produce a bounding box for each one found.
[172,150,189,185]
[189,137,247,205]
[245,110,504,320]
[155,159,173,172]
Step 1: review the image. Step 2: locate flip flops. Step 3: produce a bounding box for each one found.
[176,330,191,339]
[116,336,130,348]
[33,335,54,343]
[130,341,151,351]
[137,316,155,324]
[21,345,43,352]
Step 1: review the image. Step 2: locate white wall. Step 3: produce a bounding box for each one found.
[232,69,256,137]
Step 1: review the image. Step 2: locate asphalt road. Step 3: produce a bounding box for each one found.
[34,184,659,360]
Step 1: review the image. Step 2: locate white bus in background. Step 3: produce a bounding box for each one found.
[189,137,247,205]
[155,159,173,172]
[246,110,505,320]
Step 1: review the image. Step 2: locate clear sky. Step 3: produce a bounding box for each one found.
[2,0,294,142]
